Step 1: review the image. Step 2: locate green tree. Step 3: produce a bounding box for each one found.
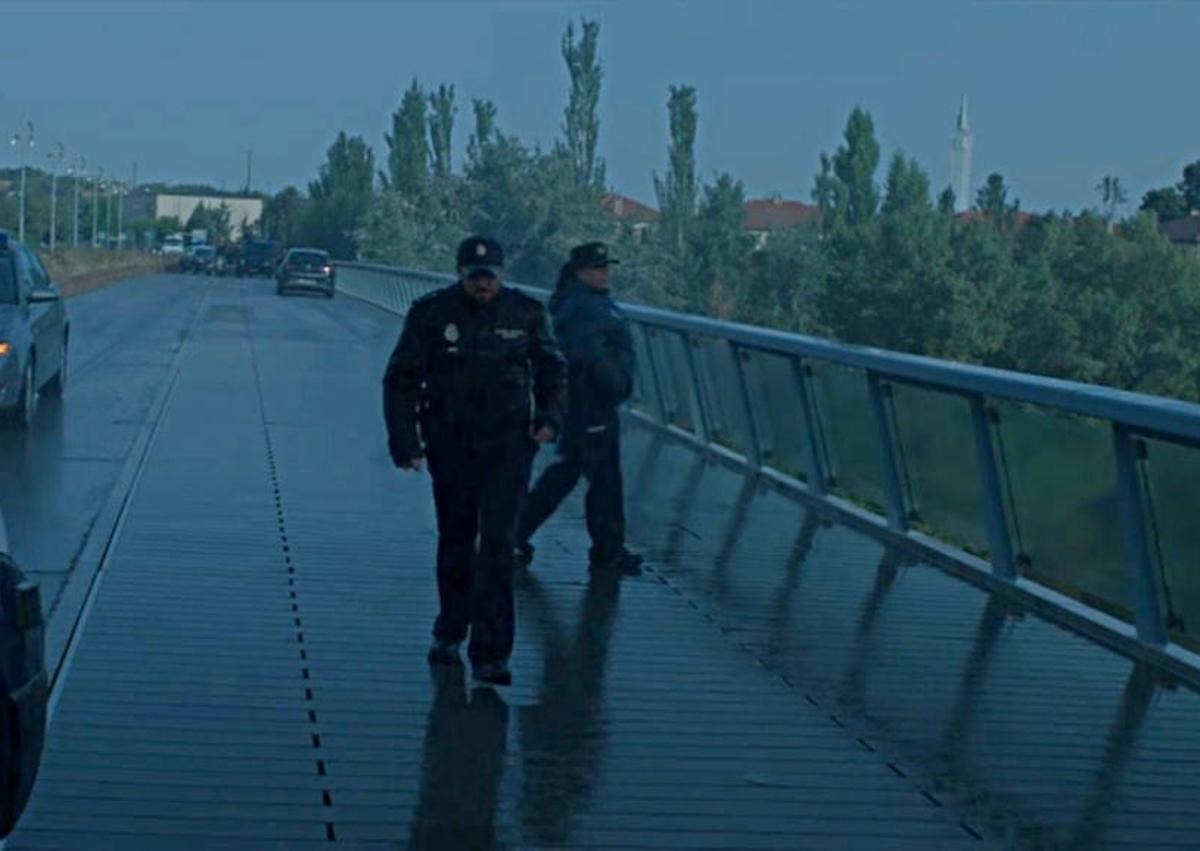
[1180,160,1200,212]
[937,186,957,216]
[264,186,304,246]
[1096,175,1128,223]
[385,79,429,194]
[186,202,232,245]
[689,173,752,318]
[653,85,698,253]
[561,19,604,190]
[976,173,1020,228]
[1140,186,1188,222]
[428,84,456,180]
[303,132,375,259]
[833,107,880,228]
[882,154,930,216]
[467,98,498,171]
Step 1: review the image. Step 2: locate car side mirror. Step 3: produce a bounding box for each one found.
[28,287,59,304]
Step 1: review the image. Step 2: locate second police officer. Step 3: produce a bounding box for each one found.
[515,241,644,576]
[383,236,566,686]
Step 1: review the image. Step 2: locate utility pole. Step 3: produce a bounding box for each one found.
[116,182,125,250]
[245,149,252,194]
[92,168,102,248]
[72,157,85,248]
[105,181,114,249]
[48,142,65,251]
[9,122,35,244]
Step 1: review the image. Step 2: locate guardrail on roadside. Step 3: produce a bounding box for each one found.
[336,260,1200,681]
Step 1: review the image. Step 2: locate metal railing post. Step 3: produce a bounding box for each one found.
[639,324,671,427]
[792,357,828,495]
[729,341,763,468]
[1112,424,1168,646]
[682,334,713,444]
[866,371,908,532]
[970,395,1016,580]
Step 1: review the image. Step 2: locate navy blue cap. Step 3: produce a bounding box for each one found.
[570,241,619,268]
[457,236,504,275]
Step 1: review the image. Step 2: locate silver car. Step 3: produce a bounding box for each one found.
[0,231,69,430]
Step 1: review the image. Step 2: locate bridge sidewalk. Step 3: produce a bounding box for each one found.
[9,281,976,849]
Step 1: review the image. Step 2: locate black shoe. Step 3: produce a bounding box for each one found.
[472,661,512,686]
[427,639,462,666]
[514,542,535,569]
[590,548,644,577]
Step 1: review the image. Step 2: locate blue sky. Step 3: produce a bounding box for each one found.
[1,1,1195,213]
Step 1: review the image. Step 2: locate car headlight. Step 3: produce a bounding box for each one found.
[0,343,11,358]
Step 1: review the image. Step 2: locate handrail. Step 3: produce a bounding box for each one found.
[335,259,1200,680]
[338,261,1200,447]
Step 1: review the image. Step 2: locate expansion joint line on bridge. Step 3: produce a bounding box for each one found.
[642,555,986,842]
[240,283,338,844]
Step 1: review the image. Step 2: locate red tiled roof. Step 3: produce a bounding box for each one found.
[600,193,660,223]
[744,198,821,231]
[1160,215,1200,245]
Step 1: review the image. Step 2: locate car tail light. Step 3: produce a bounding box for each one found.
[0,342,11,358]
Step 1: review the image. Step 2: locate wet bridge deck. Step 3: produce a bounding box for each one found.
[2,276,1198,849]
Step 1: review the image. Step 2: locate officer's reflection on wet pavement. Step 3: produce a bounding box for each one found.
[406,571,623,849]
[408,666,510,850]
[516,571,622,845]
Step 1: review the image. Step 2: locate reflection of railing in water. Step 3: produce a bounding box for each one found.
[335,261,1200,679]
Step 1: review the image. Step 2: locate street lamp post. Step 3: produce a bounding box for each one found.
[48,142,65,251]
[9,122,35,244]
[105,182,114,249]
[72,157,85,249]
[115,182,124,251]
[91,168,102,249]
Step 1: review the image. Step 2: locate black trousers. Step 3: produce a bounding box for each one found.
[427,439,533,665]
[517,423,625,560]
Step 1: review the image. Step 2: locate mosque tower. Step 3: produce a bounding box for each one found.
[950,96,973,213]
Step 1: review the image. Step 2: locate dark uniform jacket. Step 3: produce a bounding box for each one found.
[552,281,636,443]
[383,284,566,462]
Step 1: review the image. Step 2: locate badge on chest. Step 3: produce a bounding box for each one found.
[495,328,526,341]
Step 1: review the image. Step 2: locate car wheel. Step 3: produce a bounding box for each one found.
[43,337,67,399]
[3,364,35,431]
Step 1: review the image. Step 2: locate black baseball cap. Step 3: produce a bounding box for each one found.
[457,236,504,277]
[570,241,620,268]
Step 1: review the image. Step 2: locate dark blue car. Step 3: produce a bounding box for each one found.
[0,231,69,430]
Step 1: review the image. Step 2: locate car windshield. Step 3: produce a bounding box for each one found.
[0,254,15,305]
[288,251,328,266]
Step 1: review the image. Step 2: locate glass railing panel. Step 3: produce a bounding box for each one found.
[993,402,1129,619]
[889,382,989,556]
[1141,436,1200,652]
[745,350,810,481]
[808,360,886,511]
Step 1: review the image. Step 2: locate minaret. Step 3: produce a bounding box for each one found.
[950,96,973,213]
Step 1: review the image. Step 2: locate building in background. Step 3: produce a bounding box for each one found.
[123,191,263,240]
[950,96,973,214]
[600,192,660,241]
[744,196,822,249]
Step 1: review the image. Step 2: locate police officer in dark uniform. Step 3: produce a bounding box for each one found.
[515,241,643,576]
[383,236,566,685]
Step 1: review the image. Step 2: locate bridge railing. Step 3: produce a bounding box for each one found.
[337,261,1200,679]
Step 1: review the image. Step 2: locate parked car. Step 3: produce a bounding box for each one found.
[0,231,69,430]
[160,234,185,258]
[239,239,279,278]
[0,508,48,838]
[191,245,216,275]
[276,248,335,298]
[178,245,196,274]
